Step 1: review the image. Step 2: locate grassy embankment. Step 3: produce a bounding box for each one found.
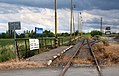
[0,37,72,62]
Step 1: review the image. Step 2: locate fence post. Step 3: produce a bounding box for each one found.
[25,39,28,58]
[45,38,47,48]
[58,38,60,46]
[62,38,63,45]
[16,39,20,60]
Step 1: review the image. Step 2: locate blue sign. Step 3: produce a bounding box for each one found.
[35,27,43,35]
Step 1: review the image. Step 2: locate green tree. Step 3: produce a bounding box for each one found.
[19,33,25,38]
[90,30,102,37]
[42,30,54,37]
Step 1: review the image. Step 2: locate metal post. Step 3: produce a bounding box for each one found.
[14,26,18,60]
[70,0,73,42]
[54,0,58,48]
[100,17,103,33]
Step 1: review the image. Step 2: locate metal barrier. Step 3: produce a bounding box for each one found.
[15,37,81,60]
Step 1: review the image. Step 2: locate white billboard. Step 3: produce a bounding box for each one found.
[29,39,39,50]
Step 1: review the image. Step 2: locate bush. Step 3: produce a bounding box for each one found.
[19,45,37,58]
[90,30,102,37]
[0,47,15,62]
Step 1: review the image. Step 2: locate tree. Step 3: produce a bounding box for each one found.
[19,33,25,38]
[42,30,54,37]
[90,30,102,37]
[75,30,79,36]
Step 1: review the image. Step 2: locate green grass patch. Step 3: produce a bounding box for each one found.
[0,39,14,46]
[0,37,77,62]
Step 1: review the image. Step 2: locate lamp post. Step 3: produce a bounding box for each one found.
[54,0,58,48]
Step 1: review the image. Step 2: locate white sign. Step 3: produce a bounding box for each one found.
[29,39,39,50]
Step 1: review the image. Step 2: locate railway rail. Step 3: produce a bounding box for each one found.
[51,39,103,76]
[87,39,102,76]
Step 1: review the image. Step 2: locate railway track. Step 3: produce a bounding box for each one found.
[87,39,102,76]
[53,39,103,76]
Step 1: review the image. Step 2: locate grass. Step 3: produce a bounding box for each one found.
[0,45,15,62]
[0,37,73,62]
[82,33,91,37]
[0,39,14,46]
[0,60,45,70]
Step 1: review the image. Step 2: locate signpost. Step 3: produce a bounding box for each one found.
[29,39,39,50]
[8,21,21,60]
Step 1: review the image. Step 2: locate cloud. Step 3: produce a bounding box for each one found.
[0,3,119,33]
[0,3,71,33]
[0,0,119,10]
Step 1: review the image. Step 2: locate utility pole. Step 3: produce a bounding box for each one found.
[78,13,79,36]
[100,17,103,33]
[54,0,58,48]
[70,0,73,42]
[73,11,75,38]
[73,5,76,39]
[78,12,82,36]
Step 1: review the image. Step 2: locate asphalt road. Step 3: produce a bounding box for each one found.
[0,67,119,76]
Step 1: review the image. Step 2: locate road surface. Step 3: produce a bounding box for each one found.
[0,66,119,76]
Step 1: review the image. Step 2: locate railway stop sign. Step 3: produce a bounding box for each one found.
[35,27,43,35]
[8,22,21,30]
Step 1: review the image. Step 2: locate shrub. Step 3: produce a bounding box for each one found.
[19,45,37,58]
[90,30,102,37]
[0,47,15,62]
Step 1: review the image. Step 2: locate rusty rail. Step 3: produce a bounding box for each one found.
[87,39,102,76]
[59,40,85,76]
[58,39,101,76]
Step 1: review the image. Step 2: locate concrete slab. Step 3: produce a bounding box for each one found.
[28,46,70,65]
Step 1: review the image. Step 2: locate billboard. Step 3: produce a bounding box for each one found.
[35,27,43,35]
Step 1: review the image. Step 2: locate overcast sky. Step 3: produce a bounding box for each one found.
[0,0,119,33]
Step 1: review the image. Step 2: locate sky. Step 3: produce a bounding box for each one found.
[0,0,119,33]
